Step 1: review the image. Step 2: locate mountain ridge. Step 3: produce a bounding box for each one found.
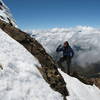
[0,0,100,100]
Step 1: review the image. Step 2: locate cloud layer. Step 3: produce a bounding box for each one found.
[26,26,100,67]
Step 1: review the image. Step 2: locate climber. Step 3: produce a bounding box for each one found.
[56,41,74,75]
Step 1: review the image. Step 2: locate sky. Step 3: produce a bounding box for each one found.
[3,0,100,29]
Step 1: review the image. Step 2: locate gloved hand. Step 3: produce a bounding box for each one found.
[56,44,62,52]
[58,44,62,48]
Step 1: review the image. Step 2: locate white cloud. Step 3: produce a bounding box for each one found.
[26,26,100,67]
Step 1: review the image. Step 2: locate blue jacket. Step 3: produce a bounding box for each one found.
[56,45,74,57]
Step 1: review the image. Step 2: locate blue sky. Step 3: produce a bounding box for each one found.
[3,0,100,29]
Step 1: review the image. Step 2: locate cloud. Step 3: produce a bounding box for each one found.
[25,26,100,67]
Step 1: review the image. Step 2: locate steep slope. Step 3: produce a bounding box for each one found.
[0,29,63,100]
[0,19,68,98]
[0,22,100,100]
[0,0,100,100]
[0,0,68,99]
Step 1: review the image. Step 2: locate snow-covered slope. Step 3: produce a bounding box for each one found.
[0,1,63,99]
[27,26,100,67]
[59,69,100,100]
[0,0,100,100]
[0,29,63,100]
[0,0,17,27]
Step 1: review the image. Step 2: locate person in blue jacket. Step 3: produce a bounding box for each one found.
[56,41,74,75]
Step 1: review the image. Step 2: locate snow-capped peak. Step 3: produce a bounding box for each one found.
[0,0,17,27]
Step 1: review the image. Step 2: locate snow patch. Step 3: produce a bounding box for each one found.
[59,69,100,100]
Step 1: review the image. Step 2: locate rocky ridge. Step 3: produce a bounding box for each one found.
[0,19,68,99]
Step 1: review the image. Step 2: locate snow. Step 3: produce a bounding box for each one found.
[0,0,17,27]
[0,29,63,100]
[0,1,100,100]
[27,26,100,67]
[59,69,100,100]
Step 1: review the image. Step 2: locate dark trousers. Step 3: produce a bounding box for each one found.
[58,56,71,75]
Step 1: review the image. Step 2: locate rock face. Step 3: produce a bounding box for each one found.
[0,19,69,98]
[89,78,100,88]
